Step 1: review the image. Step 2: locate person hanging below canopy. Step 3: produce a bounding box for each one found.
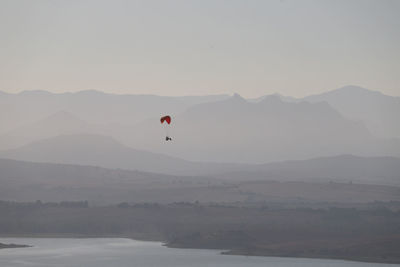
[160,115,172,141]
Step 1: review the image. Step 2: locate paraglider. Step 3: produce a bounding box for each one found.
[160,115,172,141]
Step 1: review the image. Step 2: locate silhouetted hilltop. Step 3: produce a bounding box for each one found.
[304,85,400,138]
[129,93,399,163]
[1,87,399,163]
[1,156,399,204]
[0,134,202,175]
[0,111,98,150]
[0,90,229,133]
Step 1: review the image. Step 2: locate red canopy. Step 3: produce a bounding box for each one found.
[160,115,171,124]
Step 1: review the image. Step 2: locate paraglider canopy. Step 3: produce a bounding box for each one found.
[160,115,172,141]
[160,115,171,125]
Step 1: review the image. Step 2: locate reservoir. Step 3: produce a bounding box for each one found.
[0,238,398,267]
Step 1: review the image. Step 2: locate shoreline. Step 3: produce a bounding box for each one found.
[160,238,400,264]
[221,249,400,265]
[0,242,31,249]
[1,235,399,264]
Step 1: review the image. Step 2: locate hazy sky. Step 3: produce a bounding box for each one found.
[0,0,399,97]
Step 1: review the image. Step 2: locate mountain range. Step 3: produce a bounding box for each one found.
[0,85,399,164]
[0,90,229,134]
[1,134,399,186]
[126,93,399,163]
[1,156,399,204]
[304,85,400,138]
[247,85,400,139]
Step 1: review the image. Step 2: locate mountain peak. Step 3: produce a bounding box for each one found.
[338,85,366,90]
[304,85,393,102]
[336,85,375,93]
[259,94,283,104]
[323,85,387,98]
[232,93,244,99]
[228,93,246,103]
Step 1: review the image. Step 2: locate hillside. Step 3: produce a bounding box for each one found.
[0,90,229,134]
[2,87,399,163]
[304,85,400,138]
[0,134,204,175]
[1,158,399,204]
[223,155,400,186]
[126,94,400,163]
[0,111,100,150]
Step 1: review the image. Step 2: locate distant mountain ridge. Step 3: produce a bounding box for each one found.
[0,154,399,204]
[0,157,221,203]
[0,111,99,150]
[249,86,400,138]
[126,93,399,163]
[0,89,229,133]
[231,154,400,186]
[0,133,258,176]
[257,86,400,138]
[0,134,399,186]
[303,85,400,138]
[0,134,200,175]
[1,86,399,163]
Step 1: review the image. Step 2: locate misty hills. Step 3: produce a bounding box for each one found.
[127,93,400,163]
[0,111,100,150]
[1,133,399,186]
[0,158,221,204]
[251,86,400,138]
[0,134,203,175]
[0,110,137,150]
[229,155,400,186]
[0,133,252,176]
[0,86,399,164]
[0,90,229,134]
[1,157,399,204]
[300,85,399,138]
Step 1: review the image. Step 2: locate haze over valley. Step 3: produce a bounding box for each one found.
[1,72,400,265]
[1,85,399,165]
[1,0,400,264]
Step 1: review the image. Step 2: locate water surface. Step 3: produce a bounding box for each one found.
[0,238,398,267]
